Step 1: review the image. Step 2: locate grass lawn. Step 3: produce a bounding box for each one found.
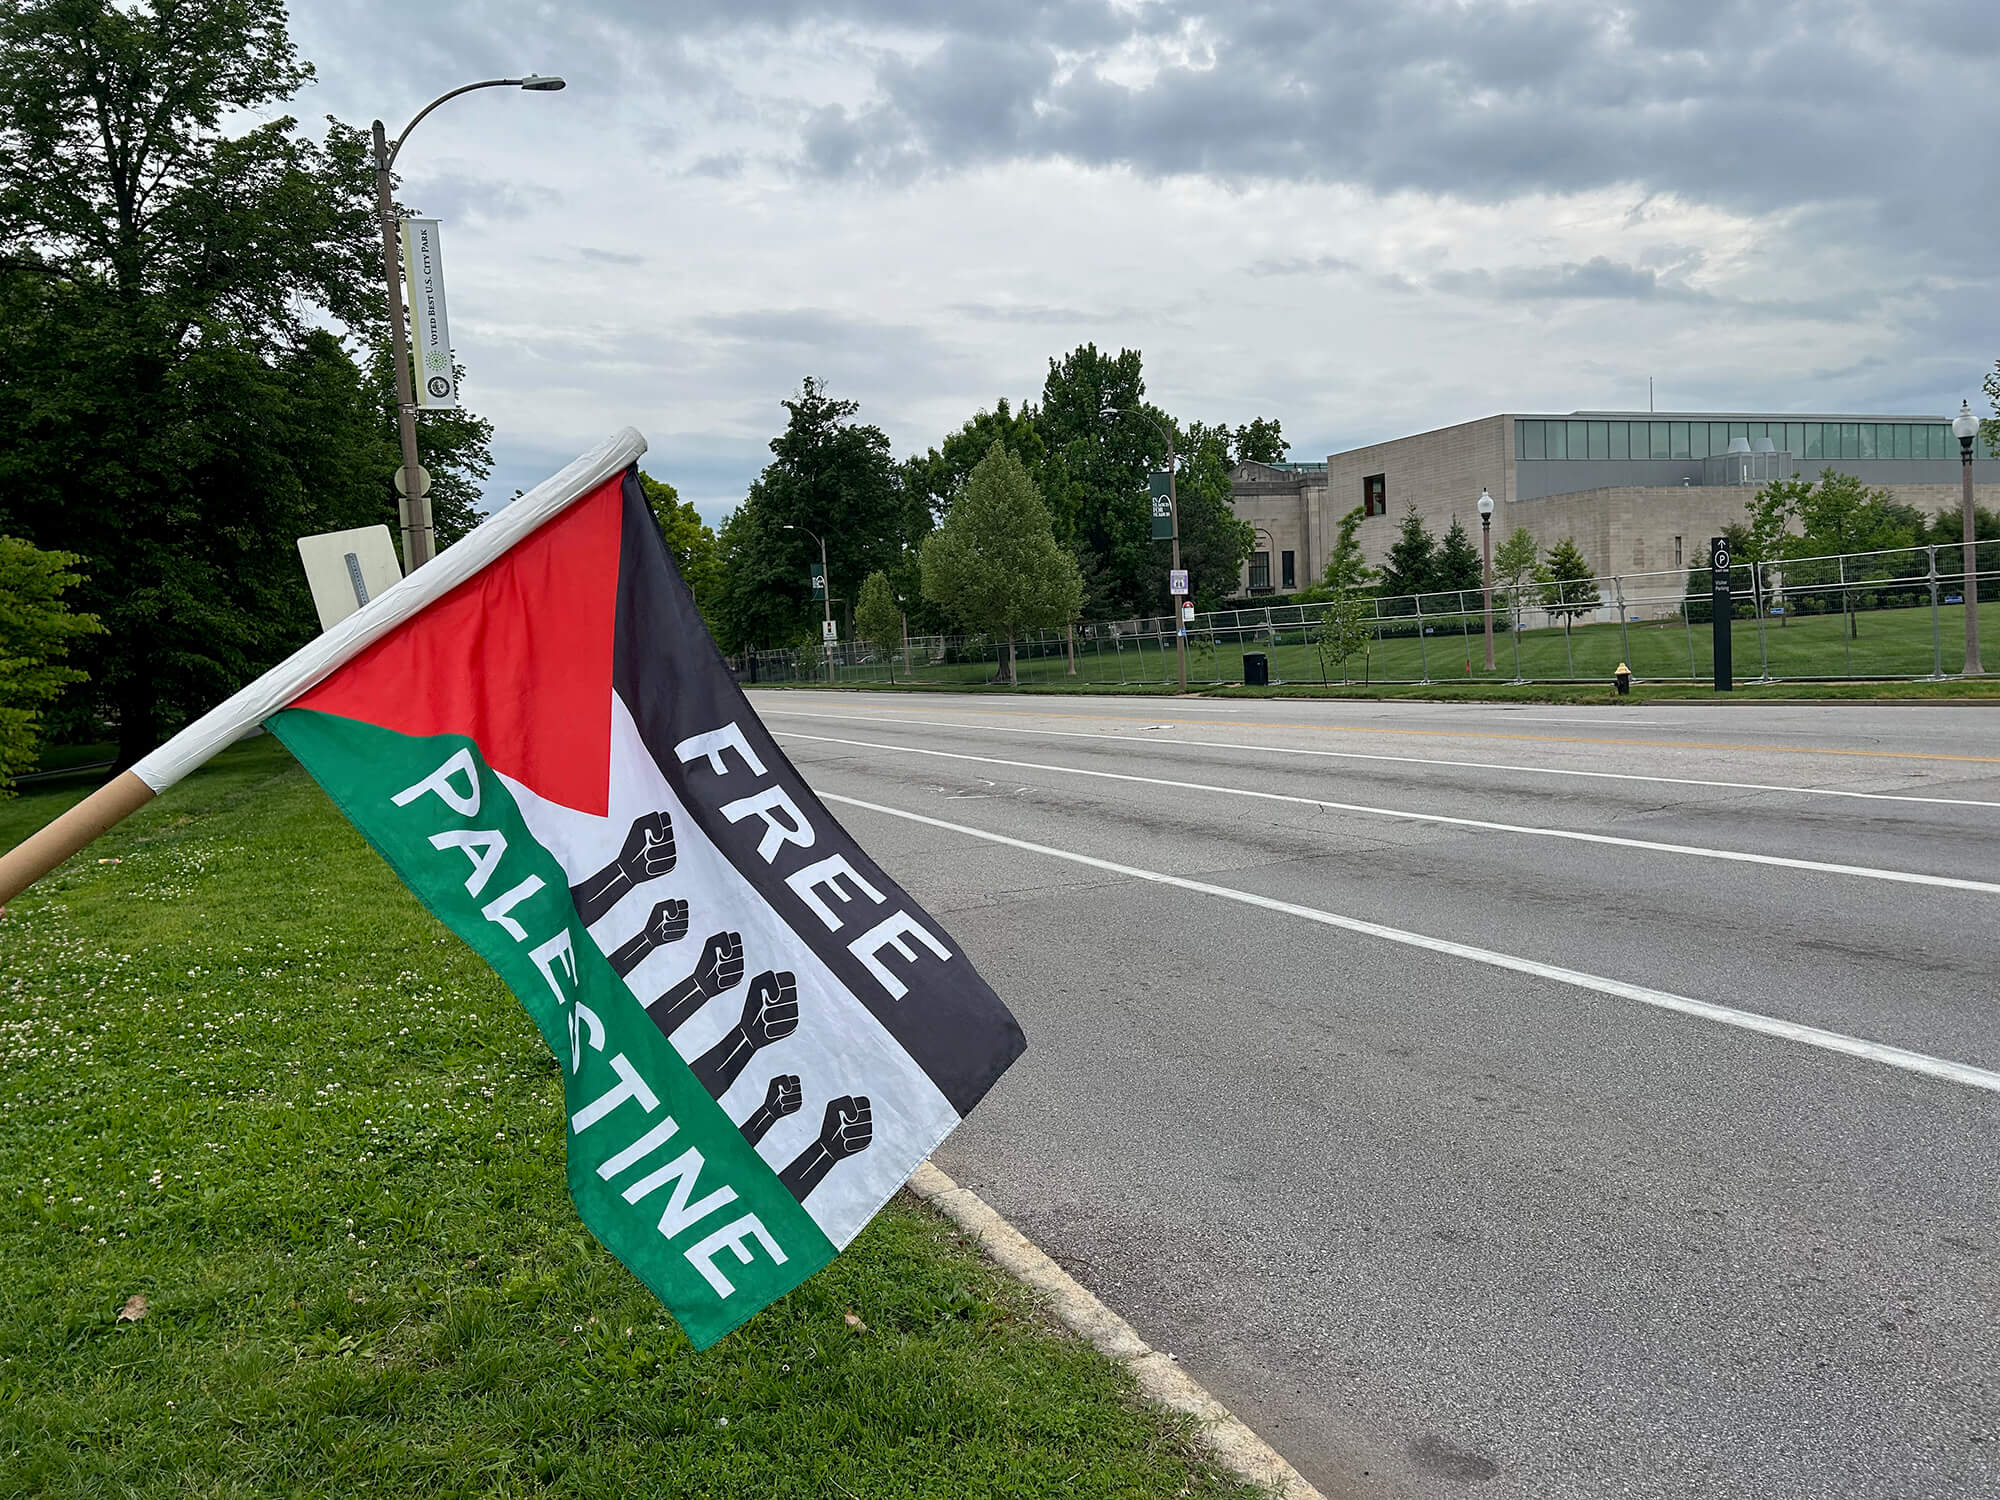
[815,600,2000,690]
[0,740,1259,1500]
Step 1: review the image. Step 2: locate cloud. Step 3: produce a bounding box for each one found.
[277,0,2000,519]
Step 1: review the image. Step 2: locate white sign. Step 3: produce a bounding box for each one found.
[1180,599,1195,623]
[822,618,839,644]
[296,525,403,632]
[1169,569,1189,596]
[402,218,458,410]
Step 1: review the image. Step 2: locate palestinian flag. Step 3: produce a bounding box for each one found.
[262,465,1025,1349]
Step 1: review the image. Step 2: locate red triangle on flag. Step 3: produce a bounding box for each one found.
[291,475,626,816]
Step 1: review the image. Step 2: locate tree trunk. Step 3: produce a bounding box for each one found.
[113,677,159,774]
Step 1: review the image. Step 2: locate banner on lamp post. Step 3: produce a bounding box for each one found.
[402,217,459,410]
[1149,474,1174,540]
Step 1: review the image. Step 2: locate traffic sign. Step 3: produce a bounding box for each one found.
[1169,568,1189,596]
[821,618,838,644]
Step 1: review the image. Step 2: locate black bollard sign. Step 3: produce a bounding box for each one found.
[1710,535,1733,692]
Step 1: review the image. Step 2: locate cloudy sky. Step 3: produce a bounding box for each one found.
[287,0,2000,525]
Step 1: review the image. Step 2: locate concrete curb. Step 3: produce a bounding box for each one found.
[908,1161,1324,1500]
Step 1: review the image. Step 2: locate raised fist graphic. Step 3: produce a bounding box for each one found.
[738,1073,804,1147]
[617,811,678,883]
[648,930,746,1035]
[740,970,800,1048]
[695,930,745,998]
[570,809,677,925]
[691,968,801,1098]
[779,1094,874,1201]
[607,898,691,978]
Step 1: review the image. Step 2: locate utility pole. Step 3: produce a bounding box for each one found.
[785,523,834,684]
[1104,401,1187,692]
[371,75,564,570]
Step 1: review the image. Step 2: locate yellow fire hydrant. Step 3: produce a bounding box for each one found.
[1614,662,1632,695]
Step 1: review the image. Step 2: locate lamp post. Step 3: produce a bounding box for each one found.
[373,74,565,570]
[1956,400,1983,676]
[783,523,833,684]
[1477,487,1496,672]
[1102,402,1187,691]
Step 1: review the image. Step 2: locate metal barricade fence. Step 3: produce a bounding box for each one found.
[725,540,1999,687]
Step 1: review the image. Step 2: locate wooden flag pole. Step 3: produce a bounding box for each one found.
[0,772,156,909]
[0,427,647,914]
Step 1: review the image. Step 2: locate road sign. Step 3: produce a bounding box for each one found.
[1180,600,1195,624]
[393,464,431,498]
[1710,535,1733,693]
[296,525,403,633]
[821,618,838,644]
[1150,474,1174,539]
[1169,568,1189,596]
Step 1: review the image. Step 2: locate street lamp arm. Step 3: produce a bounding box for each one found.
[384,79,533,170]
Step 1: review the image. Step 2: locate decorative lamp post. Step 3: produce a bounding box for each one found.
[372,75,565,570]
[783,523,834,684]
[1477,487,1496,672]
[1956,401,1983,676]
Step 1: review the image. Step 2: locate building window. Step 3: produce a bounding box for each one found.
[1674,536,1683,567]
[1248,551,1271,592]
[1609,421,1630,460]
[1545,422,1568,460]
[1651,421,1671,459]
[1364,473,1387,516]
[1281,550,1296,590]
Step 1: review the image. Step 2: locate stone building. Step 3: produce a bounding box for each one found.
[1232,412,2000,600]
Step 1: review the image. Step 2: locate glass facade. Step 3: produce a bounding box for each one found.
[1515,418,1953,463]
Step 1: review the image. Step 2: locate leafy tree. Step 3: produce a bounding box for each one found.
[1492,526,1540,614]
[1232,417,1288,466]
[1303,507,1377,682]
[1433,516,1484,603]
[711,378,901,653]
[854,570,904,670]
[0,537,102,790]
[1536,537,1601,637]
[1298,505,1376,600]
[1750,468,1920,637]
[638,471,721,619]
[1377,505,1438,606]
[1036,344,1155,617]
[1174,420,1256,610]
[920,442,1082,683]
[898,397,1045,633]
[0,0,490,767]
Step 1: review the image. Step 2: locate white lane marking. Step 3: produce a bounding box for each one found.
[760,708,2000,812]
[823,792,2000,1099]
[777,731,2000,897]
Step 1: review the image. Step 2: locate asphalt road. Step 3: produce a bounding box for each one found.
[753,689,2000,1499]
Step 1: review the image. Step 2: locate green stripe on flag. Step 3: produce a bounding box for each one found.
[268,707,834,1349]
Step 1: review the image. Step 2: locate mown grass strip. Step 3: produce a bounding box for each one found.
[0,739,1259,1500]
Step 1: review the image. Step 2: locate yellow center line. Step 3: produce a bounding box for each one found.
[761,696,2000,766]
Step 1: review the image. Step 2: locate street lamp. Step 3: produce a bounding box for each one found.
[1477,487,1496,672]
[372,75,566,571]
[1102,402,1187,692]
[1955,400,1983,676]
[782,523,834,684]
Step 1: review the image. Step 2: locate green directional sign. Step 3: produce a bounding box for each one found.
[1149,473,1174,540]
[808,561,826,601]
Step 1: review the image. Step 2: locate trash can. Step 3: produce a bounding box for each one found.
[1244,652,1269,687]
